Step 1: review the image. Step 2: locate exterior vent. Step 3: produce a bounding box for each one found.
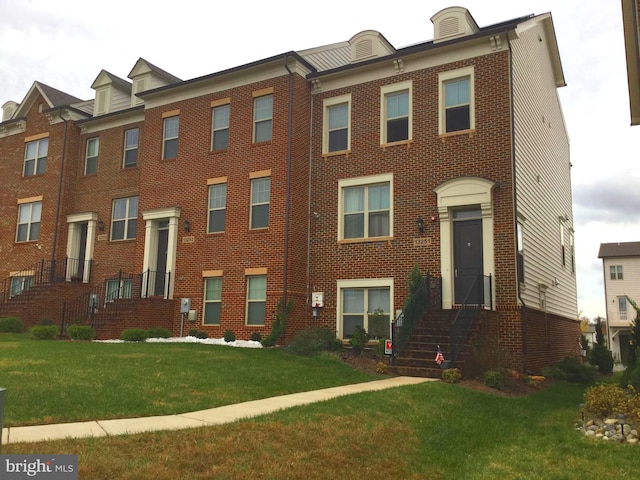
[96,89,107,115]
[132,78,147,105]
[431,7,479,44]
[439,17,460,37]
[355,39,373,60]
[2,101,17,122]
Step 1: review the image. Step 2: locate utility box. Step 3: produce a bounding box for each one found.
[180,298,191,314]
[188,310,197,322]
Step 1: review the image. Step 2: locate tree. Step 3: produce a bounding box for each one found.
[624,296,640,367]
[590,317,613,374]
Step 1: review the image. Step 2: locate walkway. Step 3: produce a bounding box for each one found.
[2,376,432,444]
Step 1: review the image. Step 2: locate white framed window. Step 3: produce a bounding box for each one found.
[23,137,48,177]
[204,276,223,325]
[618,296,628,321]
[85,138,99,175]
[106,279,132,302]
[253,95,273,143]
[250,177,270,229]
[338,174,393,241]
[111,196,138,241]
[16,201,42,242]
[323,94,351,154]
[438,67,475,134]
[163,116,179,159]
[337,278,393,339]
[246,275,267,325]
[212,104,230,151]
[517,222,524,284]
[10,275,34,297]
[610,265,623,280]
[380,81,412,144]
[123,128,139,168]
[208,183,227,233]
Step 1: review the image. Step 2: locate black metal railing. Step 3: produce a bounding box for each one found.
[391,272,431,364]
[449,273,493,366]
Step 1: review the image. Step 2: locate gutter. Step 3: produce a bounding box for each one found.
[283,57,294,304]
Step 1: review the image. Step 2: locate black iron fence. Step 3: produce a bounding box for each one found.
[391,272,431,363]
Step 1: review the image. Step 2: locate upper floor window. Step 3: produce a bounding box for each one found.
[111,196,138,241]
[212,103,230,151]
[250,176,270,229]
[253,94,273,143]
[23,137,48,177]
[338,174,392,241]
[610,265,623,280]
[618,295,628,320]
[162,116,179,159]
[208,183,227,233]
[517,222,525,284]
[381,82,412,144]
[16,201,41,242]
[439,67,475,134]
[323,94,351,154]
[204,276,223,325]
[85,138,99,175]
[123,128,139,168]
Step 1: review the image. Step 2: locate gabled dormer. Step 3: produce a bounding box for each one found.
[128,58,181,107]
[90,70,132,116]
[431,7,479,44]
[349,30,396,63]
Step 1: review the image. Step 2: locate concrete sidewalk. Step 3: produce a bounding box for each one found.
[2,376,433,445]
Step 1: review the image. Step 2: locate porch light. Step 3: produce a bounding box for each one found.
[183,220,191,233]
[97,219,105,232]
[416,217,424,233]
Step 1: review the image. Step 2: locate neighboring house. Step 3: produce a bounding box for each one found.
[0,7,579,374]
[598,242,640,362]
[622,0,640,125]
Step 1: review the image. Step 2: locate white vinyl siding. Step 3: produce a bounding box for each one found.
[603,257,640,327]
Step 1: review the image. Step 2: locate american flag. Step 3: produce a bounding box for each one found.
[435,345,445,365]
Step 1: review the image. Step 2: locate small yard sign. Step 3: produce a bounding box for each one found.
[384,339,393,355]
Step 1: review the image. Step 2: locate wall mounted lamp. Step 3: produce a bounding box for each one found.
[183,220,191,233]
[416,217,424,233]
[97,219,105,232]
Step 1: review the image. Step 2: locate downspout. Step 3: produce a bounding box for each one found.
[306,85,315,310]
[283,57,294,305]
[505,30,529,374]
[51,109,69,280]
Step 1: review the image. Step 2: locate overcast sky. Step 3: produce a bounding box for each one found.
[1,0,637,321]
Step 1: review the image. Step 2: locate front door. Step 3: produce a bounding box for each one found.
[154,227,169,296]
[77,223,88,280]
[453,213,483,305]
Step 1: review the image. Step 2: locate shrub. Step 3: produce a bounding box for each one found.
[555,357,596,383]
[0,317,23,333]
[288,328,342,356]
[67,325,96,341]
[375,361,388,374]
[589,317,614,374]
[442,368,462,384]
[484,369,507,389]
[349,326,369,355]
[262,297,293,347]
[250,332,262,342]
[187,329,208,339]
[368,308,388,339]
[584,383,629,418]
[223,330,236,342]
[147,327,171,338]
[30,325,58,340]
[542,366,567,381]
[620,366,640,391]
[121,328,148,342]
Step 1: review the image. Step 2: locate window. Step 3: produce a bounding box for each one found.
[323,94,351,153]
[85,138,99,175]
[559,222,566,266]
[208,183,227,233]
[253,95,273,143]
[204,277,222,325]
[246,275,266,325]
[338,174,392,240]
[212,104,230,151]
[250,177,270,229]
[381,82,412,144]
[569,231,575,273]
[163,116,179,159]
[16,201,42,242]
[10,275,33,297]
[517,222,525,284]
[610,265,623,280]
[439,67,474,134]
[618,296,628,321]
[339,281,391,339]
[23,138,48,176]
[111,197,138,240]
[106,279,132,302]
[123,128,139,168]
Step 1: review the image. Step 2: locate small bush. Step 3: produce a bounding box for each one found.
[147,327,171,338]
[584,383,629,418]
[287,328,342,355]
[30,325,58,340]
[0,317,23,333]
[590,343,614,374]
[349,326,369,355]
[442,368,462,384]
[250,332,262,342]
[375,361,388,374]
[223,330,236,342]
[555,357,596,383]
[121,328,148,342]
[188,329,208,339]
[542,366,567,381]
[67,325,96,341]
[620,366,640,391]
[484,369,507,389]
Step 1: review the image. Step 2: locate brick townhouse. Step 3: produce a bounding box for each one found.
[0,7,579,375]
